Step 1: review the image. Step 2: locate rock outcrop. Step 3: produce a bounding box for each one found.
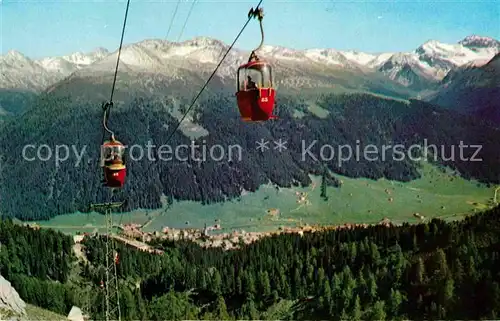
[67,306,84,321]
[0,274,27,320]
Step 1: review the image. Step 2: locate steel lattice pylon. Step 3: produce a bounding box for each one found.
[90,200,124,321]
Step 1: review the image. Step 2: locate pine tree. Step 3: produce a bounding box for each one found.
[135,290,147,321]
[370,300,386,321]
[241,295,259,320]
[352,295,362,321]
[432,248,449,281]
[356,270,367,296]
[440,276,454,318]
[415,257,425,284]
[430,301,438,317]
[245,271,256,296]
[453,258,464,283]
[212,269,222,294]
[389,288,403,318]
[350,242,358,264]
[271,290,279,304]
[306,263,315,289]
[121,286,137,321]
[215,295,230,320]
[236,274,243,295]
[412,233,419,251]
[342,267,356,311]
[416,294,424,310]
[340,308,349,321]
[259,271,271,297]
[316,267,326,295]
[323,279,333,314]
[367,272,378,302]
[370,242,381,264]
[199,269,208,289]
[320,170,328,201]
[293,268,302,298]
[467,256,478,283]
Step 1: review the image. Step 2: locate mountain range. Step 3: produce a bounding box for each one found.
[1,35,498,94]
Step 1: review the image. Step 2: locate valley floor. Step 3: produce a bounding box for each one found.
[29,162,497,238]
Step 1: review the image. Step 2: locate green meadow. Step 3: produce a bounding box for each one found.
[33,162,496,235]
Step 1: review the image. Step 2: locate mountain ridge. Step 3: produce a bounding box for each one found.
[2,35,498,93]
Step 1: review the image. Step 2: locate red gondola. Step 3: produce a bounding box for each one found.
[236,7,277,122]
[101,137,126,188]
[100,102,127,188]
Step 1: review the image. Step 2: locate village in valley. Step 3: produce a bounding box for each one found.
[60,214,398,258]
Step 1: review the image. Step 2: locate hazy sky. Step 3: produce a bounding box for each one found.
[1,0,499,58]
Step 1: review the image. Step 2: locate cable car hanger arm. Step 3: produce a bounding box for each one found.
[247,6,265,62]
[102,102,115,140]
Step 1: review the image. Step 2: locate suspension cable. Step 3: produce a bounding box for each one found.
[163,0,264,145]
[166,0,181,40]
[102,0,131,142]
[110,0,131,103]
[176,0,198,42]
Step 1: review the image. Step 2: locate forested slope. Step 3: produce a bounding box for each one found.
[1,204,500,319]
[429,53,500,123]
[1,92,499,220]
[0,89,36,120]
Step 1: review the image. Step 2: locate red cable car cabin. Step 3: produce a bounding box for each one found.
[101,138,126,188]
[236,60,276,122]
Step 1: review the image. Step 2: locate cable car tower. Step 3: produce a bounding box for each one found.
[89,200,124,321]
[89,101,126,321]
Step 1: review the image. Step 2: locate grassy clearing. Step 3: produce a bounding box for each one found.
[34,162,495,235]
[25,304,67,320]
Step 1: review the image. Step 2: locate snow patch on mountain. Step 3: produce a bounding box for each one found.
[461,57,493,68]
[38,47,109,74]
[365,53,395,68]
[0,51,59,90]
[340,50,377,66]
[375,36,499,89]
[459,35,500,51]
[304,48,360,67]
[1,48,109,90]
